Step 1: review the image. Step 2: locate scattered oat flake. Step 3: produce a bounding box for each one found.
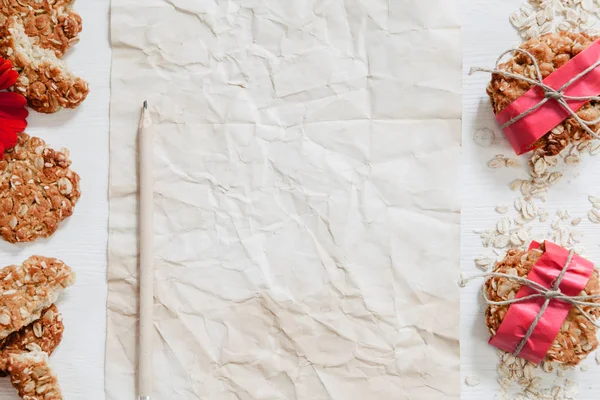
[571,217,582,226]
[473,128,496,148]
[493,235,510,249]
[564,154,581,165]
[523,200,537,219]
[589,209,600,224]
[510,234,524,247]
[521,181,533,196]
[465,375,480,387]
[515,198,524,212]
[497,217,511,234]
[474,254,495,270]
[510,179,524,191]
[548,172,562,185]
[517,227,530,242]
[488,157,506,169]
[557,209,569,220]
[534,158,547,174]
[578,140,592,152]
[496,205,508,214]
[589,195,600,206]
[506,158,521,168]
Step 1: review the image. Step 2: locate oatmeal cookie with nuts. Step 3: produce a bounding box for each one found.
[485,247,600,366]
[0,132,81,243]
[0,304,63,373]
[0,256,75,341]
[0,0,82,58]
[7,344,62,400]
[487,31,600,156]
[0,16,88,113]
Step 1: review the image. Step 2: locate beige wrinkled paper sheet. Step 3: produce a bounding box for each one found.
[108,1,462,398]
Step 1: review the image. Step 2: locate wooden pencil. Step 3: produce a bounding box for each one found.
[138,101,153,400]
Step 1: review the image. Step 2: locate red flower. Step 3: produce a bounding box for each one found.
[0,58,27,156]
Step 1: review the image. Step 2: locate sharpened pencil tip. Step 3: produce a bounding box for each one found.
[143,100,148,110]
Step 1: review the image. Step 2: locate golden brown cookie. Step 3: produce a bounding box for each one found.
[0,133,81,243]
[487,31,600,156]
[0,0,82,58]
[7,344,62,400]
[0,305,64,373]
[0,256,75,341]
[485,246,600,366]
[0,16,88,113]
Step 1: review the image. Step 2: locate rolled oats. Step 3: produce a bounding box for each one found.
[465,375,481,387]
[588,208,600,223]
[496,205,510,214]
[0,133,81,243]
[474,128,497,147]
[590,141,600,155]
[475,254,496,271]
[511,179,525,191]
[489,156,509,169]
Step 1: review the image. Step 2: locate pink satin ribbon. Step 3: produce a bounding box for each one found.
[489,241,594,364]
[497,40,600,155]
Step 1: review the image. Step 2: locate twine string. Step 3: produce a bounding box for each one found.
[460,250,600,357]
[470,48,600,139]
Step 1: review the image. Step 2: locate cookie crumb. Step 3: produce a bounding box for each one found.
[465,375,481,387]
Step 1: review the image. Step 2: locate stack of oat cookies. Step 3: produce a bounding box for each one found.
[0,1,88,399]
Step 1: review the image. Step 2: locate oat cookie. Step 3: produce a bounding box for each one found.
[0,304,63,372]
[0,256,75,341]
[0,0,82,58]
[487,32,600,156]
[0,16,88,113]
[0,133,81,243]
[7,344,62,400]
[485,247,600,366]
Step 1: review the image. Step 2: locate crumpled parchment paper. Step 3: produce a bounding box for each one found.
[107,1,462,399]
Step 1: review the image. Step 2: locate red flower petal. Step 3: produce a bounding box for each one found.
[0,92,27,108]
[0,122,18,141]
[0,57,25,158]
[0,128,17,150]
[0,61,12,76]
[0,107,28,121]
[0,69,17,91]
[0,117,27,131]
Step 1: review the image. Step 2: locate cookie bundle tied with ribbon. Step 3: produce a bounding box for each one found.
[475,32,600,156]
[462,241,600,365]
